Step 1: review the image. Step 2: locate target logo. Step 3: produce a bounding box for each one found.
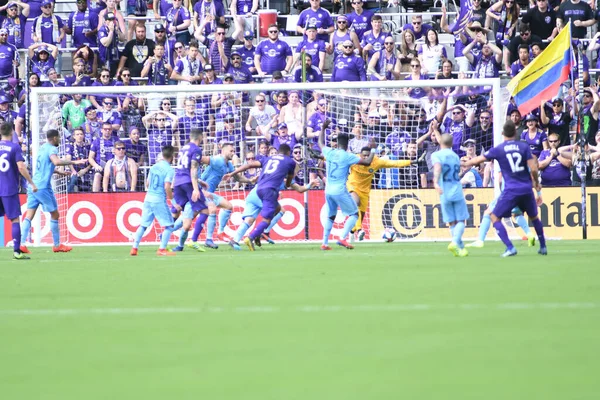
[116,200,151,239]
[66,201,104,240]
[273,198,305,238]
[224,198,248,237]
[20,203,51,240]
[319,203,348,238]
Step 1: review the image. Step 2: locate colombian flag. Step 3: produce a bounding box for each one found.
[507,22,572,116]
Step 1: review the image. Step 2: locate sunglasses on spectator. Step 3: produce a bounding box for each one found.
[101,74,109,78]
[247,156,255,160]
[351,1,362,4]
[480,116,490,120]
[385,42,394,45]
[268,30,278,33]
[121,73,130,77]
[256,99,265,103]
[413,21,422,25]
[293,151,301,154]
[232,56,241,60]
[41,4,52,8]
[411,64,420,68]
[175,46,183,50]
[337,21,347,24]
[115,147,125,150]
[453,111,463,115]
[553,103,562,106]
[216,32,225,35]
[343,45,353,49]
[156,118,166,121]
[103,102,113,105]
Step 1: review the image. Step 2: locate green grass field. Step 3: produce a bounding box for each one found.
[1,240,599,399]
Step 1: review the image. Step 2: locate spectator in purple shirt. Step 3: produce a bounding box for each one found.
[98,12,125,74]
[295,24,326,72]
[193,0,225,39]
[122,125,147,190]
[215,114,246,157]
[31,0,65,45]
[89,67,117,108]
[66,0,99,48]
[0,28,18,80]
[521,114,548,158]
[141,42,172,85]
[402,15,432,41]
[296,0,334,42]
[361,15,390,60]
[0,1,29,49]
[64,57,93,88]
[538,132,572,186]
[254,24,293,76]
[346,0,374,41]
[28,43,57,81]
[510,44,531,78]
[165,0,191,43]
[66,127,93,192]
[88,121,115,191]
[331,40,366,82]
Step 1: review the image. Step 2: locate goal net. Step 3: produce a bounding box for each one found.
[29,79,506,246]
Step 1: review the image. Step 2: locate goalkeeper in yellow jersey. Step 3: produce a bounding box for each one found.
[347,146,421,241]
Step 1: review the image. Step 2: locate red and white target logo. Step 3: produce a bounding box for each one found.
[116,200,151,239]
[20,203,51,240]
[224,198,247,237]
[66,201,103,240]
[273,198,305,238]
[319,203,347,238]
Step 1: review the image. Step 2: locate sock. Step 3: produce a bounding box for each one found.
[50,219,60,247]
[218,209,232,233]
[478,215,491,242]
[178,230,188,247]
[206,214,217,240]
[493,220,514,250]
[160,226,174,250]
[235,221,251,243]
[132,226,145,249]
[265,211,283,233]
[532,218,547,248]
[453,221,465,249]
[249,220,269,240]
[323,218,333,245]
[515,215,531,235]
[191,213,208,242]
[12,222,21,252]
[21,218,31,243]
[341,215,358,240]
[172,216,183,231]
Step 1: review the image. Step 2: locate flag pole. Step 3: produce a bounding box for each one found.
[573,25,588,240]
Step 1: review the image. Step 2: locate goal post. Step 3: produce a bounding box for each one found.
[29,78,505,245]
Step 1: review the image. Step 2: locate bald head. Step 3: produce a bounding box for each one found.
[440,133,453,149]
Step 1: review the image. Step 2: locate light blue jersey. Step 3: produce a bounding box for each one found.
[431,148,464,202]
[32,143,58,190]
[145,160,175,203]
[322,147,360,195]
[200,155,235,192]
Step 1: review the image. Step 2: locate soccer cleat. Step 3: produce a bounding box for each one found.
[156,249,176,256]
[171,246,185,252]
[228,239,241,250]
[538,247,548,256]
[19,245,31,254]
[261,232,275,244]
[357,229,366,241]
[447,242,459,257]
[336,239,354,249]
[527,234,536,247]
[53,244,72,253]
[501,248,518,258]
[349,233,355,243]
[458,248,469,257]
[13,252,30,260]
[254,236,262,248]
[187,241,206,252]
[204,239,219,249]
[244,237,255,252]
[216,232,231,242]
[130,248,138,256]
[466,240,484,248]
[320,244,332,251]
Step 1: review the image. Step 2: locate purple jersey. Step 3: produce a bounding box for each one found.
[331,54,366,82]
[122,139,147,164]
[173,142,202,187]
[68,9,99,47]
[0,139,24,196]
[346,9,374,41]
[520,129,547,158]
[402,23,433,40]
[539,149,572,186]
[31,15,65,45]
[90,136,114,164]
[297,7,334,42]
[484,140,534,194]
[0,14,27,48]
[360,30,390,58]
[147,127,175,165]
[442,118,471,155]
[295,38,326,68]
[65,141,91,173]
[238,45,255,71]
[255,39,292,74]
[256,154,297,191]
[178,115,205,142]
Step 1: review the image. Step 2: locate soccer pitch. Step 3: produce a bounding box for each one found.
[1,240,599,399]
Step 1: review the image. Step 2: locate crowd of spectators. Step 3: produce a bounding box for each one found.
[1,0,600,193]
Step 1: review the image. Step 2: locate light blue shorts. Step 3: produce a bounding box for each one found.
[140,201,174,227]
[242,189,262,219]
[206,191,225,207]
[26,188,58,213]
[325,192,358,217]
[441,198,469,224]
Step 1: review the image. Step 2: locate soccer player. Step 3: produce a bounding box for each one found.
[464,120,547,257]
[319,120,375,250]
[348,146,423,241]
[432,134,469,257]
[20,129,86,254]
[0,122,36,260]
[171,128,209,252]
[225,144,297,251]
[131,145,177,256]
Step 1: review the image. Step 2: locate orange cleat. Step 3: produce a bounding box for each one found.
[156,249,176,256]
[320,244,332,251]
[130,248,138,256]
[52,244,72,253]
[336,239,354,249]
[19,245,31,254]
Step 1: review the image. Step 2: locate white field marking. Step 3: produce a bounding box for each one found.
[0,303,598,317]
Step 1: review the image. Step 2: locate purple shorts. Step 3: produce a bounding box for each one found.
[493,191,538,219]
[173,182,207,214]
[0,194,22,220]
[257,187,279,219]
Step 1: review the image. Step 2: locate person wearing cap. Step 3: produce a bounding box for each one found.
[0,95,16,126]
[98,0,126,39]
[329,15,361,61]
[294,24,326,72]
[292,50,323,91]
[88,121,116,192]
[230,0,258,41]
[192,0,225,39]
[31,1,65,49]
[255,23,293,76]
[540,98,573,147]
[98,11,125,75]
[226,50,254,85]
[331,39,366,82]
[262,122,301,151]
[65,127,93,193]
[297,0,334,43]
[462,25,502,81]
[238,30,257,74]
[65,0,99,48]
[346,0,374,41]
[0,26,18,80]
[521,114,548,158]
[0,1,30,49]
[118,23,155,78]
[62,93,91,131]
[361,15,391,60]
[165,0,191,43]
[28,42,58,80]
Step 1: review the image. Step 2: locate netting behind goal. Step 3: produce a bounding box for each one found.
[29,79,506,245]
